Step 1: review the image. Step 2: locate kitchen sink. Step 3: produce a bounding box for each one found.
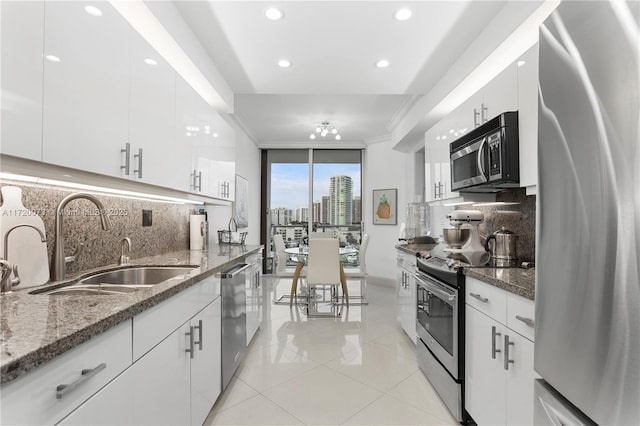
[77,266,196,286]
[33,266,197,296]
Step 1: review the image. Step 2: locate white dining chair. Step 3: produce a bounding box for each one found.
[272,234,306,305]
[304,238,346,317]
[344,234,369,305]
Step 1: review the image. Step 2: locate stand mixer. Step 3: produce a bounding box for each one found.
[444,210,485,253]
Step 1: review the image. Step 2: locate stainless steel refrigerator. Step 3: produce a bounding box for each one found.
[535,1,640,425]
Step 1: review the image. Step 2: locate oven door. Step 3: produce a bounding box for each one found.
[451,136,488,191]
[415,271,459,378]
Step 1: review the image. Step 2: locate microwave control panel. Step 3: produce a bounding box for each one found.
[487,131,502,179]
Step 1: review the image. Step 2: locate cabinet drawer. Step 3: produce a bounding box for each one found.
[466,276,507,324]
[506,292,535,342]
[133,277,217,360]
[1,320,132,426]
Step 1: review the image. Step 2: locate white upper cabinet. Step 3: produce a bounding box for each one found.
[177,75,236,200]
[1,1,44,161]
[517,43,539,190]
[482,62,519,122]
[128,34,179,189]
[42,2,131,177]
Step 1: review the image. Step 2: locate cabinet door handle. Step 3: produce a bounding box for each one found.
[185,326,195,359]
[197,172,203,192]
[470,292,488,303]
[190,170,197,190]
[504,334,515,370]
[56,363,106,399]
[194,319,203,351]
[120,143,130,175]
[516,315,535,328]
[481,103,488,123]
[474,108,480,127]
[491,326,501,359]
[133,148,143,178]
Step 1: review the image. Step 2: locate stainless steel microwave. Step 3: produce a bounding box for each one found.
[450,111,520,192]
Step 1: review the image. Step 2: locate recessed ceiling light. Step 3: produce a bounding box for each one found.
[213,133,219,138]
[45,54,61,62]
[375,59,390,68]
[265,7,284,20]
[278,59,292,68]
[84,5,103,17]
[517,60,526,67]
[144,58,158,66]
[309,134,316,140]
[335,135,341,141]
[394,8,413,21]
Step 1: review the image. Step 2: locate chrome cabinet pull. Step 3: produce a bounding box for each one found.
[56,363,106,399]
[474,108,480,127]
[491,326,501,359]
[190,170,197,191]
[516,315,535,328]
[197,172,202,192]
[185,326,195,359]
[470,292,488,303]
[481,103,488,123]
[194,319,203,351]
[504,334,515,370]
[120,143,130,175]
[133,148,143,178]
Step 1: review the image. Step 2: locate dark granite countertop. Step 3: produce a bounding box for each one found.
[464,267,535,300]
[0,245,262,385]
[396,243,535,300]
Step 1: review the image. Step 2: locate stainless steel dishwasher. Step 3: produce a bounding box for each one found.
[220,263,249,390]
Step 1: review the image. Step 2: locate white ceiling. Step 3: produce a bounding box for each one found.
[174,1,537,147]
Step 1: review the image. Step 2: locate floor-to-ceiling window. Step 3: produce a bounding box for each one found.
[263,149,363,272]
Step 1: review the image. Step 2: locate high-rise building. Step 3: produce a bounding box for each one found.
[294,207,309,222]
[329,175,353,225]
[321,196,330,224]
[352,196,361,224]
[312,202,321,223]
[271,207,293,225]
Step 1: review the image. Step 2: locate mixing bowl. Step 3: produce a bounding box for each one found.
[443,228,471,248]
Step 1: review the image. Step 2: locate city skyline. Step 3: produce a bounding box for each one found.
[270,163,361,211]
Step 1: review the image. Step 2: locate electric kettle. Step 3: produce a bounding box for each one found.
[484,227,518,261]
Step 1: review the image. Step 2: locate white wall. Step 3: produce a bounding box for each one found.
[364,139,415,281]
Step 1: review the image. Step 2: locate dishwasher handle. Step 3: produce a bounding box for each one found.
[221,263,250,279]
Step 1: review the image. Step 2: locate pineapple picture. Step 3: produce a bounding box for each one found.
[376,193,391,219]
[373,189,396,224]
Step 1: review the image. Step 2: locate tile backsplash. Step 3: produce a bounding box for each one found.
[1,181,193,277]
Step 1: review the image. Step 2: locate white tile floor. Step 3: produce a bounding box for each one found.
[204,276,458,426]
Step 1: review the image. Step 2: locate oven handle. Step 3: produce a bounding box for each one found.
[414,273,456,302]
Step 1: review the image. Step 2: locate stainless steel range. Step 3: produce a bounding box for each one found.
[415,245,471,424]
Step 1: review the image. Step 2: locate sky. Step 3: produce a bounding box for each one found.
[271,163,361,210]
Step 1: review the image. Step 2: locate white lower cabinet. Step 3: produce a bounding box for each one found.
[60,298,222,426]
[465,277,535,425]
[245,254,263,345]
[0,321,132,426]
[190,299,222,426]
[396,250,416,344]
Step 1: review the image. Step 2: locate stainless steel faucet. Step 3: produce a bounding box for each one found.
[119,237,131,265]
[1,224,47,293]
[51,193,112,281]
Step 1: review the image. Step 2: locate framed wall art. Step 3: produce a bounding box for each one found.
[234,174,249,228]
[373,188,397,225]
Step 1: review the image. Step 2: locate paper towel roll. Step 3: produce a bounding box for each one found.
[190,214,205,250]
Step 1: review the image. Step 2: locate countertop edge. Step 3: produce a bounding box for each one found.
[0,246,263,385]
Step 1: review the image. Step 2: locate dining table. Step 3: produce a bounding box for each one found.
[284,246,358,306]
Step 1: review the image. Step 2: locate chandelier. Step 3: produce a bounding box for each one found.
[310,121,341,140]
